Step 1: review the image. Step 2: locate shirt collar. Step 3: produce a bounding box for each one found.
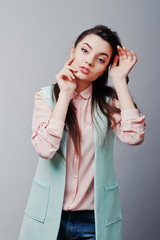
[71,84,92,100]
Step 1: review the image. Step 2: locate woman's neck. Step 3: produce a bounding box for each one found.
[75,80,91,93]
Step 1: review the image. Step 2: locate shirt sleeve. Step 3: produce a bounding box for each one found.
[31,89,65,159]
[109,98,146,145]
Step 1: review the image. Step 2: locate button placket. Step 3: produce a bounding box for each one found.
[77,97,82,118]
[66,153,79,209]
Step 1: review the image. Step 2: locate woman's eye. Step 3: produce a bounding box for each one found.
[81,48,88,53]
[98,58,105,63]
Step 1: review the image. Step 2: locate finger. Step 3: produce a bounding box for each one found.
[121,46,128,59]
[65,68,77,79]
[61,72,73,81]
[64,69,76,80]
[123,46,132,61]
[65,57,75,66]
[127,51,137,72]
[117,45,127,60]
[131,51,138,64]
[117,45,127,57]
[66,65,78,72]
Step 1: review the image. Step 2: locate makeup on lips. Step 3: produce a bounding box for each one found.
[79,66,90,74]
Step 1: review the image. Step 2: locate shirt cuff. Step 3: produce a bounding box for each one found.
[121,108,140,121]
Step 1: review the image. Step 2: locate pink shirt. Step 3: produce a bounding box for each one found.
[31,84,146,210]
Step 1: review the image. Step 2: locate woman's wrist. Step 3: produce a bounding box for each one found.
[59,90,73,102]
[111,77,127,87]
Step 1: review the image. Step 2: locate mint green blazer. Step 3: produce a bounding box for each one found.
[18,85,123,240]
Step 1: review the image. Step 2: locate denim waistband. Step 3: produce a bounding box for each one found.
[62,209,94,217]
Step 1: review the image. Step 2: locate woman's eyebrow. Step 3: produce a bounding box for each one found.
[83,42,109,58]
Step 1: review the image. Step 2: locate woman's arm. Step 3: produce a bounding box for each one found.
[50,91,72,122]
[111,80,136,111]
[109,46,146,145]
[31,90,66,159]
[31,57,77,159]
[109,45,138,111]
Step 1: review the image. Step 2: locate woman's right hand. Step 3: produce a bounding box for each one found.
[55,57,78,98]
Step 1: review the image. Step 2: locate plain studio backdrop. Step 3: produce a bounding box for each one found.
[0,0,159,239]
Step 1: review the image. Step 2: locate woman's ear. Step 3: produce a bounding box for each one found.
[70,46,75,58]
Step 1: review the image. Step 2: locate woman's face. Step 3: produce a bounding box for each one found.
[70,34,113,82]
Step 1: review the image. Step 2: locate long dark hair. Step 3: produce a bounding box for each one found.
[52,25,138,158]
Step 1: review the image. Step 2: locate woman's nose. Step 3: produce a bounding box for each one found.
[85,55,94,66]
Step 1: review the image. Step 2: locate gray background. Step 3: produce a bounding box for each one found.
[0,0,159,239]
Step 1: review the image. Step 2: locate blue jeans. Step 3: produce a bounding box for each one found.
[57,209,96,240]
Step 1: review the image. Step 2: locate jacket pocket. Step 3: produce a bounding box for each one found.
[24,178,50,223]
[104,182,122,226]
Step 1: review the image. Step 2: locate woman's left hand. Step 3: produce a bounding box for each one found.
[109,45,137,83]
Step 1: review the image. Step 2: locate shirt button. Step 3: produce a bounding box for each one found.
[74,175,78,178]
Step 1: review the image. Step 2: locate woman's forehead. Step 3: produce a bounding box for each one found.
[79,34,111,52]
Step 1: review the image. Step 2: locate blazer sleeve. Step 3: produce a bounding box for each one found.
[109,98,146,145]
[31,89,65,159]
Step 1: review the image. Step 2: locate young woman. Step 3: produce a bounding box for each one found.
[18,25,146,240]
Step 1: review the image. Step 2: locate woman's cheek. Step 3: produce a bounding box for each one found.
[71,59,79,70]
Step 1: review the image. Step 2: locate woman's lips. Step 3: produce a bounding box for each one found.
[79,66,90,74]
